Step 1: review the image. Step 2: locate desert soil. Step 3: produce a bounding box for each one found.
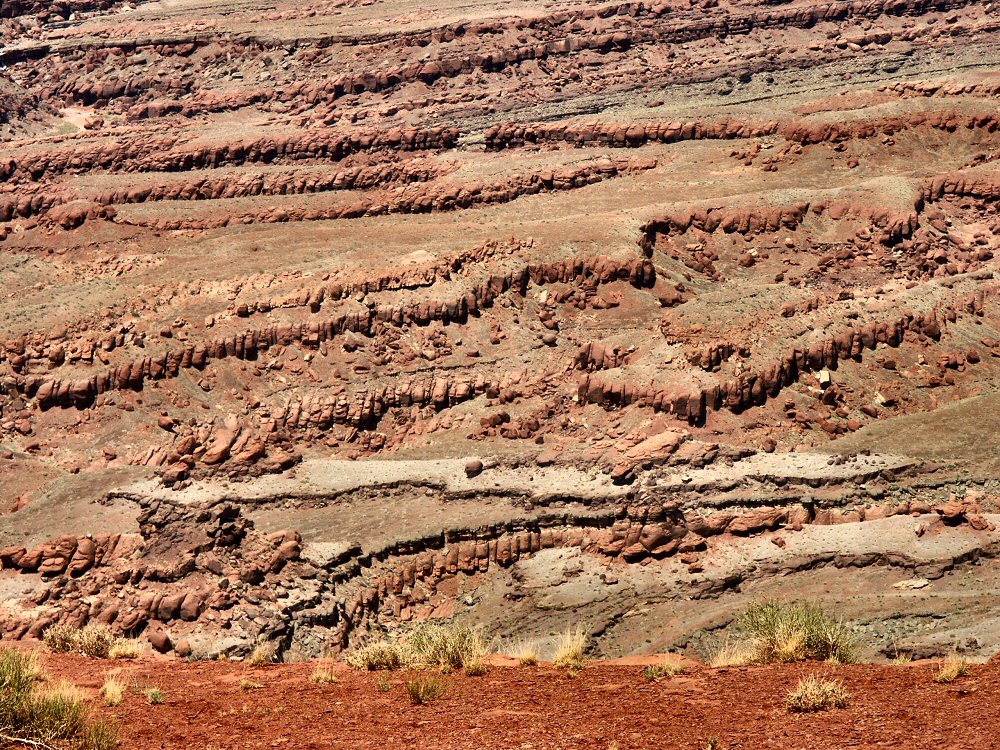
[36,651,995,750]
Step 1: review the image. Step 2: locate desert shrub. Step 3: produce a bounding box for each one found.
[553,625,588,670]
[643,656,686,681]
[239,679,263,691]
[709,639,758,668]
[0,647,118,749]
[345,623,487,672]
[935,657,969,683]
[108,639,142,661]
[247,643,276,667]
[786,674,850,712]
[344,639,411,671]
[408,623,486,672]
[43,623,127,660]
[404,676,446,705]
[75,625,117,659]
[511,640,539,667]
[43,624,79,654]
[100,676,125,707]
[309,664,339,684]
[712,601,857,666]
[145,687,164,705]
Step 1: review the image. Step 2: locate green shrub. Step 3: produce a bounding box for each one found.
[0,648,118,749]
[712,601,857,666]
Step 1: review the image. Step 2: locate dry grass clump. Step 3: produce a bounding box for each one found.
[239,679,263,691]
[309,664,339,685]
[145,687,164,705]
[786,674,850,713]
[553,625,588,670]
[247,643,276,667]
[404,675,446,705]
[44,623,137,660]
[511,640,539,667]
[409,623,487,673]
[711,601,857,667]
[934,656,970,683]
[344,638,411,671]
[42,623,79,654]
[108,639,142,661]
[100,676,125,707]
[0,647,118,749]
[345,623,487,673]
[642,655,686,682]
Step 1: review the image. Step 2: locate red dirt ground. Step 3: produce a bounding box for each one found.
[37,652,995,750]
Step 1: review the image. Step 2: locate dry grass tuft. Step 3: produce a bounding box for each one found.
[345,623,488,673]
[108,639,142,660]
[408,623,487,672]
[145,687,165,705]
[0,647,118,749]
[100,676,125,707]
[934,656,970,683]
[511,640,539,667]
[344,638,410,671]
[553,625,588,670]
[247,643,277,667]
[711,601,857,667]
[642,655,686,681]
[239,679,263,691]
[404,675,446,705]
[786,674,850,712]
[43,623,133,660]
[309,664,339,685]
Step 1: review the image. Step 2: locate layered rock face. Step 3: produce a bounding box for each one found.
[2,0,1000,658]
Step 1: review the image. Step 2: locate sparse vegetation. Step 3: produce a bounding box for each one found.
[309,664,339,685]
[512,640,539,667]
[108,639,142,660]
[145,687,165,705]
[642,655,686,681]
[0,647,118,749]
[408,623,487,672]
[786,675,850,713]
[240,679,263,691]
[553,624,588,670]
[463,657,487,677]
[935,656,970,683]
[375,674,392,693]
[100,676,125,707]
[247,643,276,667]
[43,623,138,661]
[711,601,857,666]
[404,676,446,705]
[345,638,411,671]
[345,623,487,673]
[43,623,79,655]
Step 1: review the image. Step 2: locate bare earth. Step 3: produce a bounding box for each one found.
[30,651,996,750]
[3,0,1000,744]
